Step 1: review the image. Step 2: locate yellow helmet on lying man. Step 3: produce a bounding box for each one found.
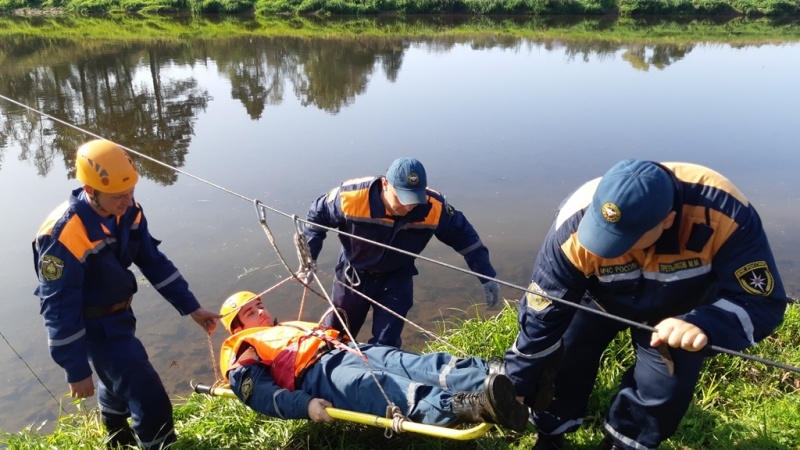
[220,291,264,334]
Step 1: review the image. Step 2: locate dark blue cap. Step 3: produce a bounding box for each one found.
[577,160,674,258]
[386,157,428,205]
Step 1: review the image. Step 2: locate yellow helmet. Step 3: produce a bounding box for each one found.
[75,139,139,194]
[220,291,271,334]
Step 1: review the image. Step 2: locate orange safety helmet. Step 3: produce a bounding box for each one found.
[220,291,273,334]
[75,139,139,194]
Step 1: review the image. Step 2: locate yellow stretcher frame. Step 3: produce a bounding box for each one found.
[194,383,494,441]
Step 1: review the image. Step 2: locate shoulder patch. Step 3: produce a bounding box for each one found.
[240,376,254,402]
[40,255,64,281]
[735,261,774,296]
[446,204,455,216]
[524,282,552,311]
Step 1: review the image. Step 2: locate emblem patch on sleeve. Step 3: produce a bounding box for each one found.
[240,376,254,402]
[40,255,64,281]
[446,204,455,216]
[735,261,774,296]
[525,282,552,311]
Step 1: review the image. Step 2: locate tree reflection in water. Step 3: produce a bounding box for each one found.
[0,23,771,179]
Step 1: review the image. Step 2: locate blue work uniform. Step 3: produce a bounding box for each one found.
[33,188,201,449]
[304,176,496,347]
[504,162,787,449]
[228,342,490,425]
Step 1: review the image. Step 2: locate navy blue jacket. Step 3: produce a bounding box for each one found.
[304,176,495,281]
[505,162,788,396]
[33,188,201,382]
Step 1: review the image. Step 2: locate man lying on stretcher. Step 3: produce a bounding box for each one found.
[219,291,528,431]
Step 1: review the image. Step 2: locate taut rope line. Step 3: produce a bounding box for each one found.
[0,329,68,415]
[266,216,800,374]
[3,94,799,418]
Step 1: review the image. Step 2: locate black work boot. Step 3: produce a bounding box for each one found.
[488,356,506,376]
[597,434,625,450]
[103,417,137,449]
[451,374,528,432]
[533,433,565,450]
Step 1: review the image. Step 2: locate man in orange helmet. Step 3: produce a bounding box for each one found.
[217,290,528,431]
[32,139,220,449]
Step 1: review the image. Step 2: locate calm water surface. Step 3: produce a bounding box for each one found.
[1,31,799,433]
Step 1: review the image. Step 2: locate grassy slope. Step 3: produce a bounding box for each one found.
[2,303,798,449]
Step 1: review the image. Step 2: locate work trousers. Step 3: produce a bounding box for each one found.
[87,310,176,449]
[325,260,414,347]
[532,305,706,450]
[302,344,490,425]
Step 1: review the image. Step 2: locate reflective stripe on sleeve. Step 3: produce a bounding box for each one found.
[712,298,755,345]
[48,329,86,347]
[152,270,181,290]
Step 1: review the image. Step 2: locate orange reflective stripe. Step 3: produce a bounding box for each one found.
[663,162,748,206]
[340,186,373,219]
[59,216,104,262]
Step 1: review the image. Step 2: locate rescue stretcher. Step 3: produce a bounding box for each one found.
[193,382,494,440]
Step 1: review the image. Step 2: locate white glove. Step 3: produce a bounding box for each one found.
[483,281,500,308]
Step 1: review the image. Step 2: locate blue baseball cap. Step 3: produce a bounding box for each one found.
[386,157,428,205]
[577,160,674,258]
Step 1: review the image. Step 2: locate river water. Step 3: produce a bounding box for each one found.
[0,23,799,433]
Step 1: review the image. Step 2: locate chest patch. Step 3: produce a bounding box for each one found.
[735,261,774,296]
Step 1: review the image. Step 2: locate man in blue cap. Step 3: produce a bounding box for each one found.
[501,160,787,450]
[302,157,500,348]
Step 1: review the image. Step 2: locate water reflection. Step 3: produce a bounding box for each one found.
[1,33,718,176]
[0,17,798,436]
[0,38,210,181]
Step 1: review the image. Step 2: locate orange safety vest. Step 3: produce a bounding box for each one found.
[219,321,346,391]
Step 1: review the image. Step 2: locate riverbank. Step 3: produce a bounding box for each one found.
[2,304,799,449]
[2,0,800,16]
[1,13,799,46]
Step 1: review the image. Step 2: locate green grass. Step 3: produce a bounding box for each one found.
[0,14,799,49]
[2,301,798,449]
[2,0,800,15]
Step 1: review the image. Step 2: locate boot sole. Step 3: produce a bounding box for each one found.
[484,374,529,432]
